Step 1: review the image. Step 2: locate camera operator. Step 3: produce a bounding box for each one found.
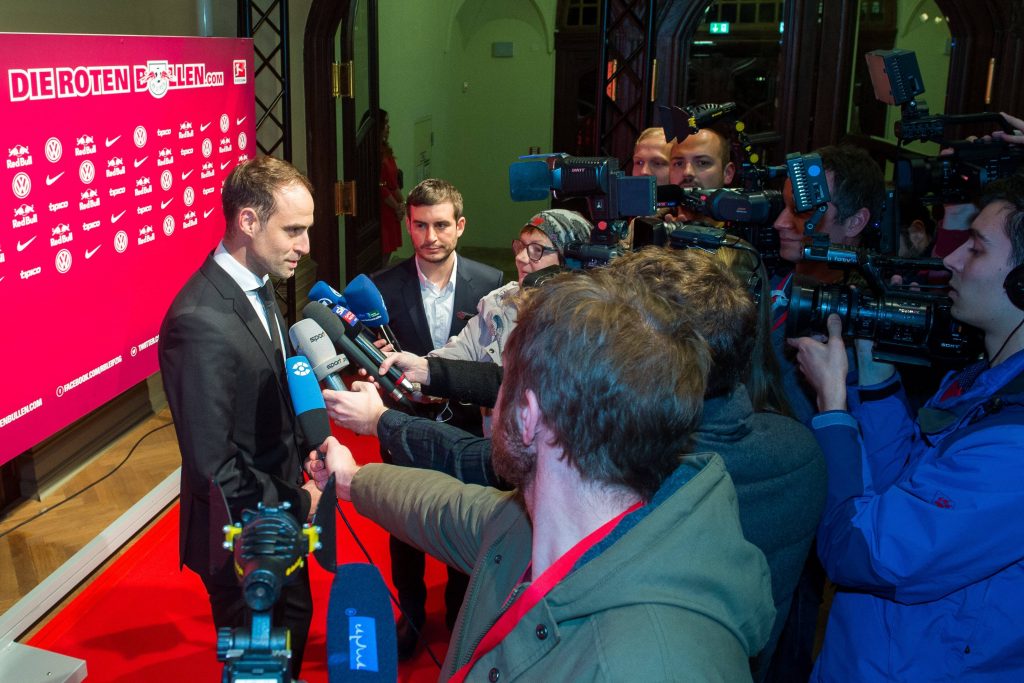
[310,270,775,681]
[770,144,885,424]
[789,174,1024,681]
[667,123,737,224]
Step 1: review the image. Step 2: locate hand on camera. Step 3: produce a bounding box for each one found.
[787,313,850,412]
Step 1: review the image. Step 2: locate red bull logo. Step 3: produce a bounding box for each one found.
[6,144,32,168]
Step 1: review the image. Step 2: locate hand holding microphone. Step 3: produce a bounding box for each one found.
[302,302,415,411]
[323,382,387,436]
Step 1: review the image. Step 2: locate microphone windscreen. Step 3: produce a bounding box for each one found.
[327,563,398,682]
[344,274,389,326]
[310,280,346,307]
[286,355,331,450]
[290,319,350,383]
[509,159,553,201]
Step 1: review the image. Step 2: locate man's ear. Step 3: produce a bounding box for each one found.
[723,161,736,185]
[238,208,259,237]
[519,389,543,446]
[843,206,871,239]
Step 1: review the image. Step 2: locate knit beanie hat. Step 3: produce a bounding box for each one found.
[523,209,593,258]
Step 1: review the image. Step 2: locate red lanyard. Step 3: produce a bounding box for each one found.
[450,501,643,683]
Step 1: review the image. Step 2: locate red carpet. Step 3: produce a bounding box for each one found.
[26,430,454,682]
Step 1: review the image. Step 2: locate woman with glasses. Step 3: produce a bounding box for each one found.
[427,209,592,367]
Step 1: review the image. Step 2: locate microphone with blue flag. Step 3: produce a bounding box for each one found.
[286,354,333,454]
[344,274,403,352]
[327,562,399,682]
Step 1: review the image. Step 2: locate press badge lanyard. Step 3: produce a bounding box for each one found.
[450,500,644,683]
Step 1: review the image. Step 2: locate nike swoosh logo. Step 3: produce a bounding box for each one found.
[203,208,215,218]
[111,210,126,223]
[46,172,65,186]
[181,169,193,180]
[134,156,148,168]
[220,160,231,170]
[236,116,246,125]
[105,135,121,147]
[161,198,173,209]
[199,122,211,132]
[17,236,37,251]
[85,245,101,259]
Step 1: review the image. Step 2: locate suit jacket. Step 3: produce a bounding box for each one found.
[159,255,311,576]
[371,254,503,357]
[371,254,503,434]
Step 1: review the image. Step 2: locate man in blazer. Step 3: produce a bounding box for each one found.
[371,178,503,658]
[159,157,321,679]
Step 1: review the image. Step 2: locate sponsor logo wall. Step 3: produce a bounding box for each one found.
[0,34,255,465]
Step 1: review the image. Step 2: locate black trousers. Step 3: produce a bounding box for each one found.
[196,558,313,680]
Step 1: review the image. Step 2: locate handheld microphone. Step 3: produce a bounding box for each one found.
[326,563,399,682]
[285,355,332,454]
[344,274,403,352]
[302,302,414,410]
[289,319,349,391]
[329,303,416,396]
[309,280,346,308]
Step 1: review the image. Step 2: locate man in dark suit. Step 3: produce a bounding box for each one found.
[159,157,321,679]
[371,177,503,658]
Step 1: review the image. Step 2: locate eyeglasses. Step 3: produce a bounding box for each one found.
[512,238,558,262]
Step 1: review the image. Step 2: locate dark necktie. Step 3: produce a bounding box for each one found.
[256,279,286,366]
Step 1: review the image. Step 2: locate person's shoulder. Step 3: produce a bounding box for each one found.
[457,254,503,281]
[371,256,415,286]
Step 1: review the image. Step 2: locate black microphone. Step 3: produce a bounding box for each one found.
[344,274,403,352]
[289,319,349,391]
[285,355,332,454]
[302,302,414,410]
[328,303,416,396]
[326,563,399,682]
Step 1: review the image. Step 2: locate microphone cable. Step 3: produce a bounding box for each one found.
[0,421,174,541]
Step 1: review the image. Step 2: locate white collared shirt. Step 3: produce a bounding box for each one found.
[212,242,285,362]
[415,255,458,350]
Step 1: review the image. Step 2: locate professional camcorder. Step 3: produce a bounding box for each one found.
[866,48,1023,204]
[507,126,828,272]
[786,245,982,366]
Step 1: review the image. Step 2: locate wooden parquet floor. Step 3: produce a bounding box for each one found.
[0,407,182,635]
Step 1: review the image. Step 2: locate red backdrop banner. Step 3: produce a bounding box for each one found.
[0,34,256,465]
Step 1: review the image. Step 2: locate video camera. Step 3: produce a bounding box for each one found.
[786,245,982,366]
[866,48,1023,204]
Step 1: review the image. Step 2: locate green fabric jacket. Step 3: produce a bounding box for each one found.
[352,451,775,682]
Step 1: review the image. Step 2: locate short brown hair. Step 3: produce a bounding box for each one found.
[222,156,313,235]
[501,269,709,499]
[607,247,756,399]
[406,178,464,221]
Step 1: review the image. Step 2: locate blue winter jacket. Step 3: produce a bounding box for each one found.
[810,349,1024,682]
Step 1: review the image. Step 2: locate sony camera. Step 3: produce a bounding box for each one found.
[786,246,982,366]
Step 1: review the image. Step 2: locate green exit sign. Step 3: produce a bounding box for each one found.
[710,22,730,34]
